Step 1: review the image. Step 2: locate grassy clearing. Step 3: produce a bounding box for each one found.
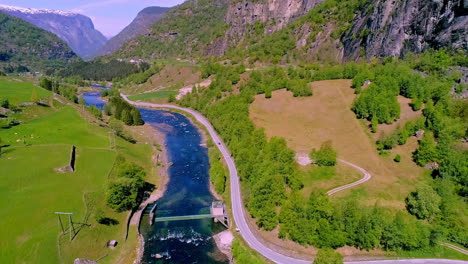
[0,77,50,104]
[122,65,201,95]
[393,245,468,261]
[0,81,154,264]
[127,90,177,101]
[249,80,425,208]
[300,163,361,196]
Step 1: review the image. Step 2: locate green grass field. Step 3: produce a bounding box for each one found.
[127,90,177,101]
[0,77,51,104]
[0,78,154,264]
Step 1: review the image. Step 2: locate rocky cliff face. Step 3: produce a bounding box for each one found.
[225,0,323,42]
[0,5,107,59]
[93,6,170,59]
[342,0,468,60]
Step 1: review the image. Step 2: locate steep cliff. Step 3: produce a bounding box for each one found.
[93,6,170,59]
[0,4,107,59]
[0,12,77,73]
[342,0,468,60]
[225,0,322,42]
[110,0,466,62]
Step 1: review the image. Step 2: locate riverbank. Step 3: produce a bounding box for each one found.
[125,123,170,264]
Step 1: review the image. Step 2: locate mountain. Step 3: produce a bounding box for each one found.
[111,0,467,63]
[0,12,78,73]
[92,6,170,59]
[111,0,229,59]
[0,4,107,59]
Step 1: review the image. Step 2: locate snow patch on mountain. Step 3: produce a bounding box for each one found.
[0,4,77,17]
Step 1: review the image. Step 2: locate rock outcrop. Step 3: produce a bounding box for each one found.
[342,0,468,60]
[225,0,323,42]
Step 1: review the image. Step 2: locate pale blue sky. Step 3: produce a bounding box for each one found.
[0,0,185,37]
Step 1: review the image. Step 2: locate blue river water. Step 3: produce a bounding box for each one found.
[83,92,228,264]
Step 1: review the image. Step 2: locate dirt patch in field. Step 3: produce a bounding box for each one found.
[249,80,425,206]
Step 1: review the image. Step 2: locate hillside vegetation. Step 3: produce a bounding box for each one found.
[0,12,77,74]
[176,49,467,257]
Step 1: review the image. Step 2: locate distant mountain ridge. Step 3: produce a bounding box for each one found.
[92,6,170,59]
[0,4,107,59]
[0,12,78,73]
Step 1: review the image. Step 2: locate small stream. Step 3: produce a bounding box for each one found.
[83,91,228,264]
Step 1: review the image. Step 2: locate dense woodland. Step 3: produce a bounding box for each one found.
[56,59,149,81]
[179,49,468,251]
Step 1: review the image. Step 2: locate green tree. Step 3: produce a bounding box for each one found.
[310,140,338,166]
[78,96,86,105]
[1,98,9,108]
[413,132,438,166]
[168,93,176,103]
[314,248,343,264]
[131,108,144,126]
[106,177,144,212]
[406,184,441,221]
[394,154,401,162]
[122,109,133,126]
[371,116,378,133]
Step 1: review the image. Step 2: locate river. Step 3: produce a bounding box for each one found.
[83,91,229,264]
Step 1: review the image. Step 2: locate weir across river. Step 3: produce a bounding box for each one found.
[148,201,229,228]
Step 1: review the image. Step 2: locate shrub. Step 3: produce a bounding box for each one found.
[310,141,338,166]
[314,248,343,264]
[394,154,401,162]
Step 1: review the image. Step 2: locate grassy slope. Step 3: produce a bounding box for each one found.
[249,80,426,208]
[0,79,153,264]
[0,78,51,104]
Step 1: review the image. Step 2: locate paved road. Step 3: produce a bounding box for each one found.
[122,94,467,264]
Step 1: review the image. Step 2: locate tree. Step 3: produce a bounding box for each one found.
[131,108,144,126]
[1,98,9,108]
[122,109,133,126]
[310,141,338,166]
[168,93,176,103]
[314,248,343,264]
[406,184,441,221]
[371,116,378,133]
[394,154,401,162]
[413,132,438,166]
[78,96,86,105]
[30,88,40,102]
[106,177,144,212]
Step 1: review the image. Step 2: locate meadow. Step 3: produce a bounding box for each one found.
[249,80,426,208]
[0,78,154,264]
[127,90,177,101]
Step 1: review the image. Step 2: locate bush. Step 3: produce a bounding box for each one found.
[406,184,441,221]
[1,98,9,108]
[310,141,337,166]
[314,248,343,264]
[394,154,401,162]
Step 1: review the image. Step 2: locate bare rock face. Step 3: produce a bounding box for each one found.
[342,0,468,61]
[225,0,323,43]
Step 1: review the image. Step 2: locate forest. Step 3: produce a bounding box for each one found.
[56,59,149,81]
[179,49,467,251]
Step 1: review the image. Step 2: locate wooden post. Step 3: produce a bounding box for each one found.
[57,215,64,233]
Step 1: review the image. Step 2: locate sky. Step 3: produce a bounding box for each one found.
[0,0,185,38]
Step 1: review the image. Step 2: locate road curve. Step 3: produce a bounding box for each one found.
[122,94,467,264]
[327,159,372,196]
